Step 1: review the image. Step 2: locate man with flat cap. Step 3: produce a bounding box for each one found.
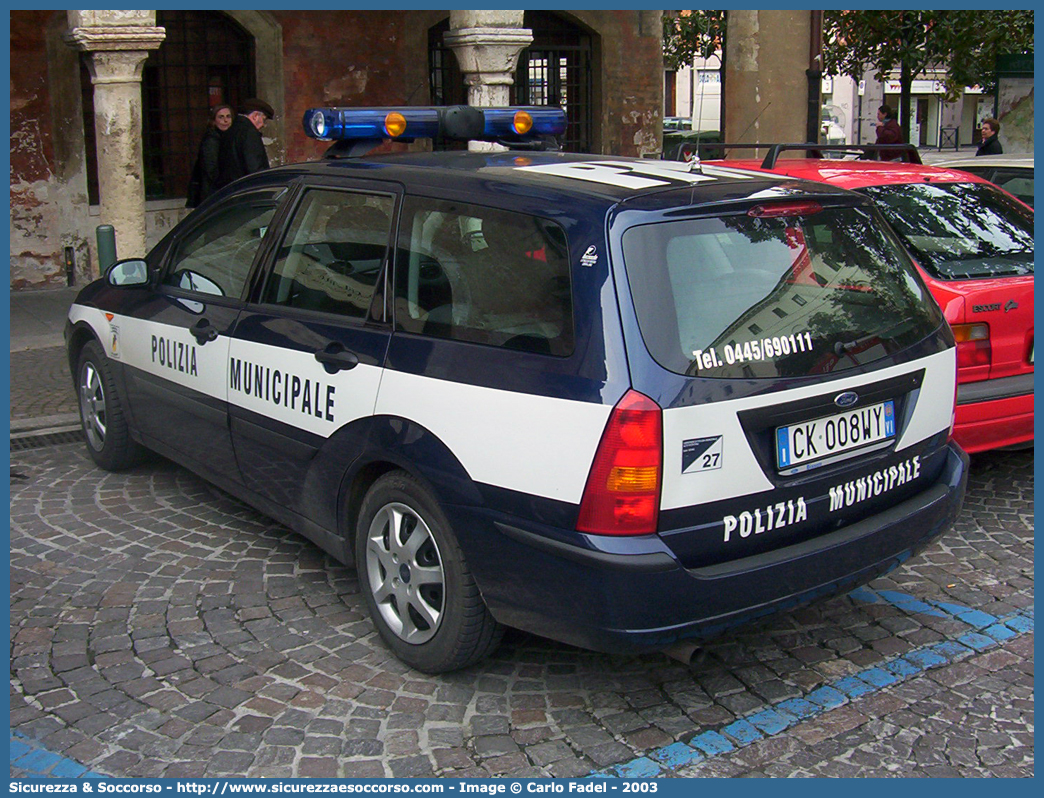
[218,98,274,188]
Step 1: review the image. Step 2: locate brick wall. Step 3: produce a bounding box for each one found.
[274,11,424,164]
[10,11,95,289]
[11,12,58,181]
[574,10,664,157]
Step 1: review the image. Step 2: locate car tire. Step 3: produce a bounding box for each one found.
[355,470,503,673]
[76,340,144,471]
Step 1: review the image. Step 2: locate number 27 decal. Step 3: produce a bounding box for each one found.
[682,435,723,474]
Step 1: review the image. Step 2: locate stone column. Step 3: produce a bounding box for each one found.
[724,10,811,153]
[444,10,532,151]
[65,11,165,262]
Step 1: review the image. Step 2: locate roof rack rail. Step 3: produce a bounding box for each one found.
[707,142,922,170]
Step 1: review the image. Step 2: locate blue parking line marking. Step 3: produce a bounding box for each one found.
[846,586,880,604]
[858,667,899,688]
[776,697,814,722]
[15,749,64,772]
[884,658,922,678]
[805,685,847,709]
[690,730,734,756]
[775,697,817,720]
[721,719,764,746]
[959,631,1000,651]
[1006,615,1033,633]
[614,757,662,779]
[932,640,973,659]
[596,589,1032,778]
[904,647,948,668]
[834,675,876,698]
[984,623,1018,641]
[9,730,106,779]
[874,590,949,618]
[50,759,88,778]
[651,741,703,768]
[935,605,997,628]
[10,739,32,760]
[746,708,793,735]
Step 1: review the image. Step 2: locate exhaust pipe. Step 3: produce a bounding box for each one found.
[661,639,701,665]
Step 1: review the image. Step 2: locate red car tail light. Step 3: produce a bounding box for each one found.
[952,322,991,381]
[577,390,663,536]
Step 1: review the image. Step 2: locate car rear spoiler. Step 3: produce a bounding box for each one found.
[709,143,923,169]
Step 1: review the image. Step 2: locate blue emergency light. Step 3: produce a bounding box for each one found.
[303,105,566,150]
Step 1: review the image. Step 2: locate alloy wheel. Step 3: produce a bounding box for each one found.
[364,502,446,644]
[79,360,107,452]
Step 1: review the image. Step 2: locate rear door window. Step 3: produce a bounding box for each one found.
[393,197,574,356]
[620,204,943,378]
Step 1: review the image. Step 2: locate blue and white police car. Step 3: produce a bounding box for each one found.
[66,106,968,673]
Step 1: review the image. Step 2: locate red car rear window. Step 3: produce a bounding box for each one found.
[861,182,1033,280]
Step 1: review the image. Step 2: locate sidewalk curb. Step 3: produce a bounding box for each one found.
[11,413,81,435]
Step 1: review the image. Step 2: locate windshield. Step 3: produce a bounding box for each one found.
[620,205,944,378]
[860,182,1034,280]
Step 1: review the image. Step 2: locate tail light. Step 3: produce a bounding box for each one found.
[748,201,823,217]
[577,390,663,536]
[951,322,990,382]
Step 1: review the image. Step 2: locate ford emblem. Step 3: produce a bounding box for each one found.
[835,391,859,408]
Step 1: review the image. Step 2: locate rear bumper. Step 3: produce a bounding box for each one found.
[455,442,968,653]
[955,379,1033,453]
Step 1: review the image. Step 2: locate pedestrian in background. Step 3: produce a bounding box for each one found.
[875,104,903,160]
[218,98,274,189]
[976,118,1003,156]
[186,104,233,208]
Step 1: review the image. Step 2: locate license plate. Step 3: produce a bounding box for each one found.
[776,400,895,470]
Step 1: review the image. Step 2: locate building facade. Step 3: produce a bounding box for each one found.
[670,56,1007,152]
[10,9,664,290]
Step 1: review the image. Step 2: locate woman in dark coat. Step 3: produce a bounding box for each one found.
[186,104,234,208]
[976,118,1003,156]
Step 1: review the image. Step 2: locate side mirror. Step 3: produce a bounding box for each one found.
[106,258,150,287]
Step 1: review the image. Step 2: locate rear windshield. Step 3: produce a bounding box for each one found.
[861,182,1034,280]
[621,205,944,378]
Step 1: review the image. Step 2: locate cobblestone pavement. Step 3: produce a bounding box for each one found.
[9,441,1034,779]
[10,346,77,422]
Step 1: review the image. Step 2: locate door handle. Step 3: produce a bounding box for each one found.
[315,342,360,373]
[190,318,219,345]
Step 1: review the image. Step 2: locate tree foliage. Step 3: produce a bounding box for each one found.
[662,10,726,71]
[822,10,1034,129]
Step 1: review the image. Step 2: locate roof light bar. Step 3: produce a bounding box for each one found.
[481,108,565,139]
[303,105,566,143]
[306,107,440,142]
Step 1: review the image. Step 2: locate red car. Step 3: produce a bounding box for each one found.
[706,145,1034,454]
